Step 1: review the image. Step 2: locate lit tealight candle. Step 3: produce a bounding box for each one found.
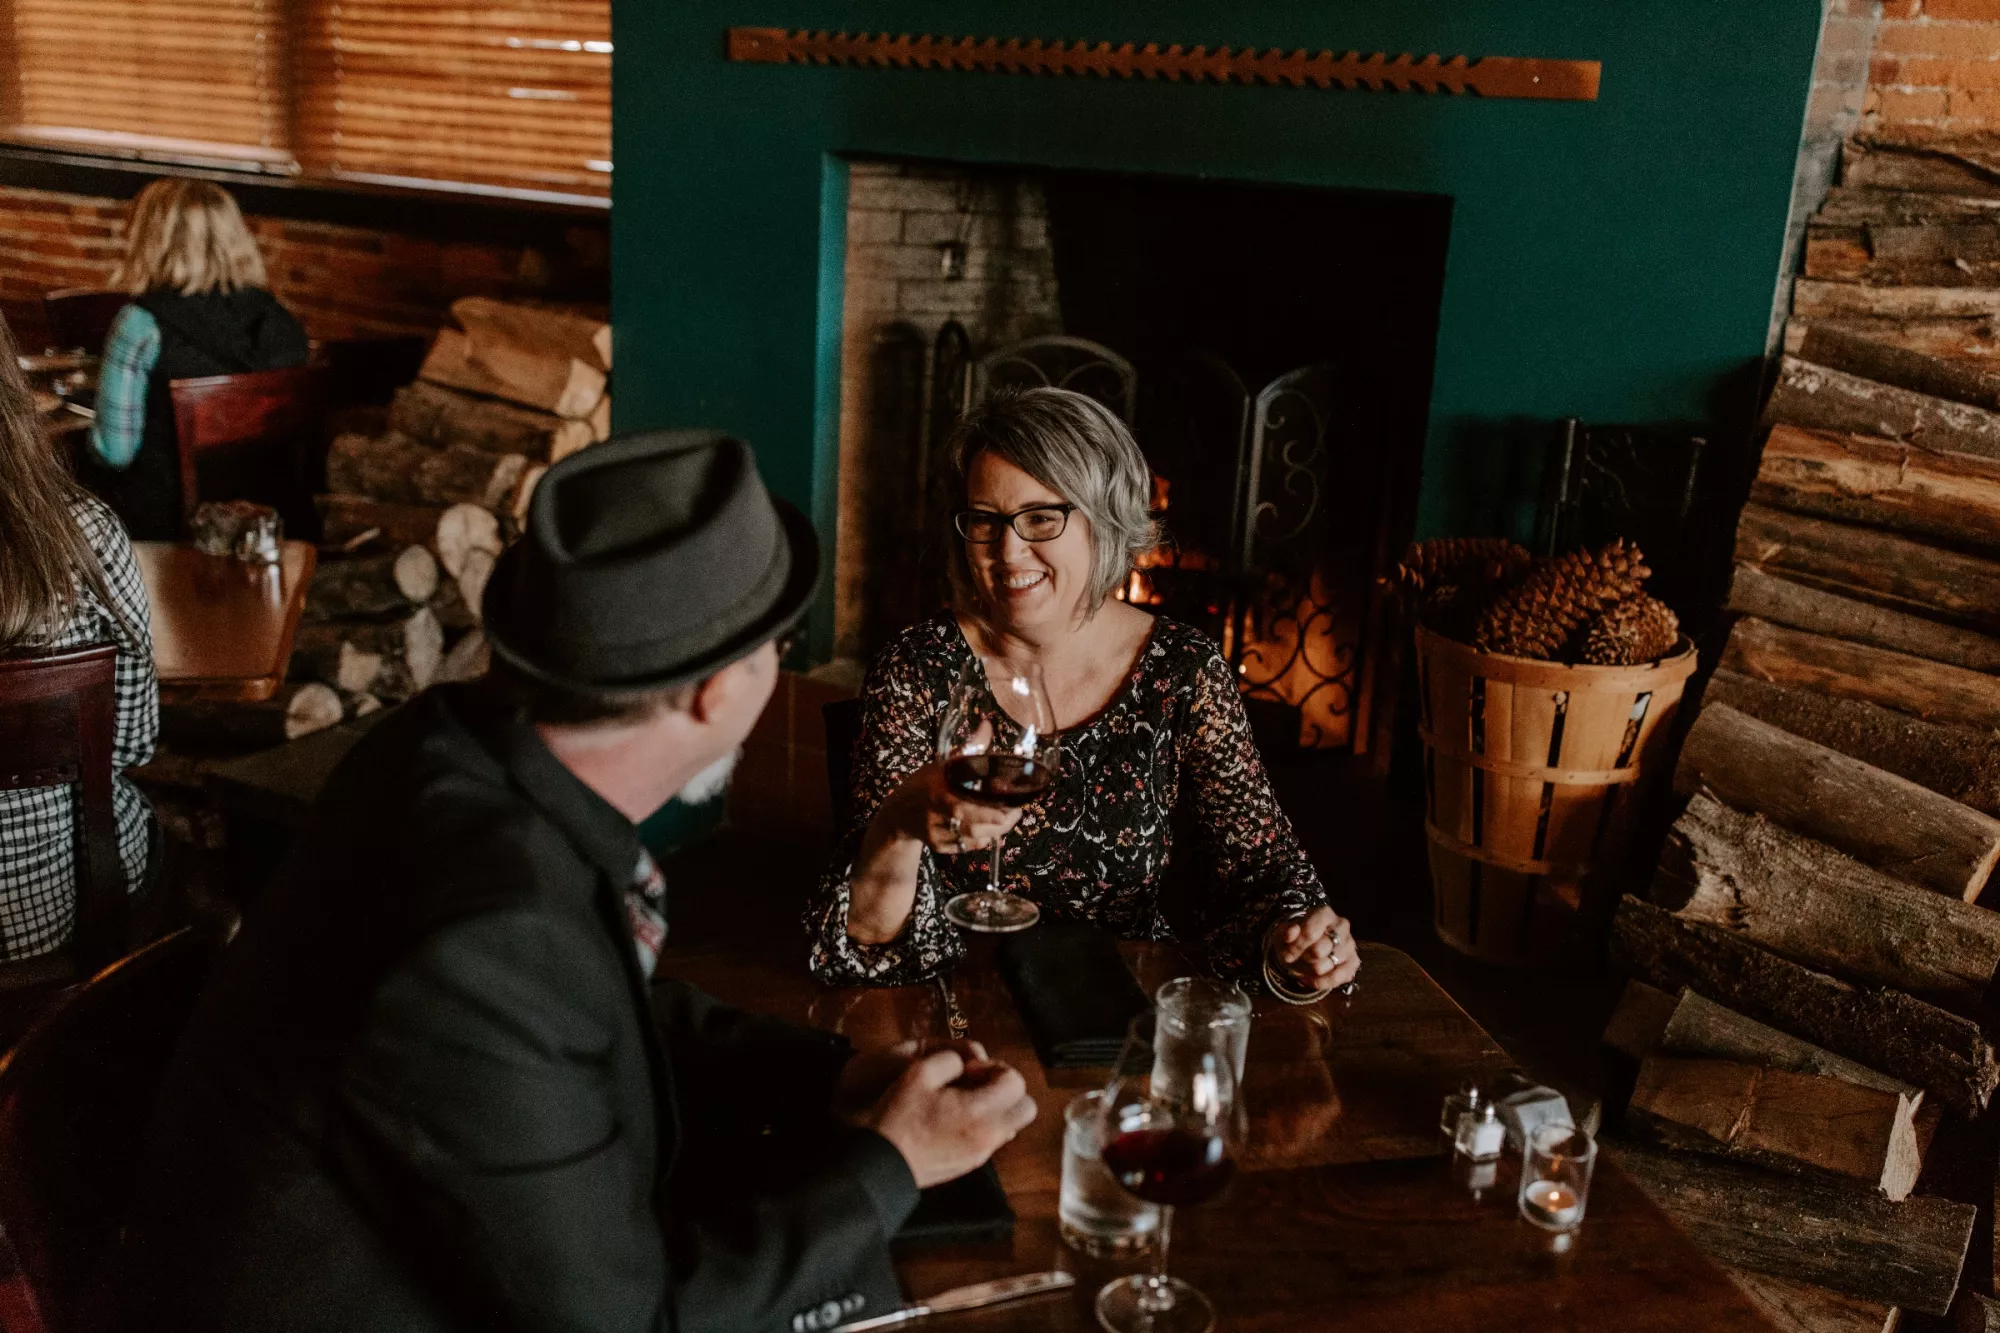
[1522,1178,1583,1230]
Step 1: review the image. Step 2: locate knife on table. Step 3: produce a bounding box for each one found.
[831,1272,1076,1331]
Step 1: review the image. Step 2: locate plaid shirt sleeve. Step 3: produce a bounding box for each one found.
[88,303,158,470]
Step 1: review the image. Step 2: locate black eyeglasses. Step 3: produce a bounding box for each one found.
[954,503,1076,544]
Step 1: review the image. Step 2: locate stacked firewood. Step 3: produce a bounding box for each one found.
[1607,129,2000,1332]
[1397,535,1682,665]
[291,298,612,720]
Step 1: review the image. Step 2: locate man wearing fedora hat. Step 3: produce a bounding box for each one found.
[124,431,1037,1332]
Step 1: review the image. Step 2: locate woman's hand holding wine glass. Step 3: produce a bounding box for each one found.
[1096,1008,1245,1333]
[936,656,1060,933]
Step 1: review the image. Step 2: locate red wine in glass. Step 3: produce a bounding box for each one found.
[1101,1128,1236,1208]
[942,753,1053,808]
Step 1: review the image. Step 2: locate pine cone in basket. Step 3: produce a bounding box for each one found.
[1417,583,1481,641]
[1396,537,1532,598]
[1578,594,1680,666]
[1472,539,1651,659]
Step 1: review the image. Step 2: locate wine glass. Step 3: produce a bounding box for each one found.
[936,656,1059,933]
[1095,1010,1245,1333]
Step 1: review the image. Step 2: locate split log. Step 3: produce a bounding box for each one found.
[1653,792,2000,1010]
[1609,1135,1974,1315]
[1721,616,2000,732]
[451,296,611,372]
[1737,502,2000,640]
[1728,565,2000,672]
[1675,704,2000,901]
[456,547,496,625]
[292,609,444,699]
[305,547,439,620]
[1610,896,1999,1115]
[1729,1271,1899,1333]
[436,628,490,684]
[388,380,593,463]
[326,432,527,510]
[1843,134,2000,198]
[420,327,604,420]
[1761,361,2000,462]
[1755,423,2000,546]
[1659,990,1921,1099]
[159,682,344,750]
[1601,979,1678,1061]
[434,503,502,580]
[1703,670,2000,816]
[1804,221,2000,288]
[1629,1054,1924,1199]
[317,495,451,551]
[1792,278,2000,325]
[1798,322,2000,413]
[510,462,547,528]
[1794,315,2000,366]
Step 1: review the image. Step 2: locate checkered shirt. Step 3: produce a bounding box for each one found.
[0,497,159,958]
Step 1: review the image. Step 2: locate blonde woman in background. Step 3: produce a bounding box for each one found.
[86,178,307,538]
[0,311,160,954]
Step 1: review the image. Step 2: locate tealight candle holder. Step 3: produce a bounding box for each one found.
[1518,1123,1595,1233]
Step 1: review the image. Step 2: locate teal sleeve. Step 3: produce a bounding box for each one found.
[88,304,159,470]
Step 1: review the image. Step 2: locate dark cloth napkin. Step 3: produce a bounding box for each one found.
[894,1162,1013,1247]
[994,923,1149,1068]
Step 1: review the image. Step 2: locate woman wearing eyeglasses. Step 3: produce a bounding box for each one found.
[806,386,1358,1000]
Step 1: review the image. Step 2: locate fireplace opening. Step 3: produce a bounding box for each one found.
[833,160,1451,757]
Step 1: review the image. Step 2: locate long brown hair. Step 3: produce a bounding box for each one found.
[111,178,269,297]
[0,313,119,650]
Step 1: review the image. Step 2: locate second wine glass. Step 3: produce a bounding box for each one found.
[936,655,1058,933]
[1095,1009,1244,1333]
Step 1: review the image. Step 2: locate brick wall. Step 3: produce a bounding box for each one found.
[834,162,1063,663]
[0,182,607,348]
[1867,0,2000,131]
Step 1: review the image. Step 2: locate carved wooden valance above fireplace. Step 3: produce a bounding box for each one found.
[727,28,1600,102]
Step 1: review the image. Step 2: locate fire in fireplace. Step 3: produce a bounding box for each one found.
[834,160,1451,755]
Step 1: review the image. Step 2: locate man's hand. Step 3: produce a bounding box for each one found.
[863,1048,1038,1189]
[833,1039,987,1123]
[1265,906,1360,995]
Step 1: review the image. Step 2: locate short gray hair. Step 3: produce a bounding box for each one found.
[945,387,1158,615]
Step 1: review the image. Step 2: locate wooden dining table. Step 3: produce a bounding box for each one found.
[664,935,1782,1332]
[134,540,315,704]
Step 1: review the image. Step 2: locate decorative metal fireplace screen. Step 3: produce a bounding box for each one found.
[927,329,1390,754]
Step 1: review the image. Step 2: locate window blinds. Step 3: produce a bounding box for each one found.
[3,0,610,201]
[5,0,288,164]
[293,0,610,199]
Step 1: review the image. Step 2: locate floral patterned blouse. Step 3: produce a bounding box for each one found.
[805,614,1328,988]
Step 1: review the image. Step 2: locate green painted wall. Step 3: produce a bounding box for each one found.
[613,2,1823,651]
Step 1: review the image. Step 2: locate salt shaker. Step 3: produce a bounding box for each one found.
[235,511,283,565]
[1439,1080,1483,1147]
[1453,1102,1504,1163]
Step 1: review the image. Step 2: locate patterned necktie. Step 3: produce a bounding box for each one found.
[625,849,669,980]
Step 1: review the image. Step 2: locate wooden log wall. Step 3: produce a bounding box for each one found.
[1606,131,2000,1326]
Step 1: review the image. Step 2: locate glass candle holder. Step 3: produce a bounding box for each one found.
[1518,1123,1596,1232]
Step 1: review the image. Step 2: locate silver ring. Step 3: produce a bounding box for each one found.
[948,814,964,835]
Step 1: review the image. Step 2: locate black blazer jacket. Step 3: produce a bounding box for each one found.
[122,685,916,1332]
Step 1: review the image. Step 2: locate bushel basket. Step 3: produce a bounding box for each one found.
[1415,623,1696,965]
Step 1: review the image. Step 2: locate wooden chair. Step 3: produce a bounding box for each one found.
[39,291,129,355]
[0,927,218,1333]
[169,364,328,538]
[0,647,129,997]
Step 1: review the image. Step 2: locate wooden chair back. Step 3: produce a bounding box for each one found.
[0,647,127,976]
[169,364,328,534]
[39,291,129,355]
[0,928,217,1333]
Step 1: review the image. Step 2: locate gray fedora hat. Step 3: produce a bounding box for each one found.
[482,428,819,695]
